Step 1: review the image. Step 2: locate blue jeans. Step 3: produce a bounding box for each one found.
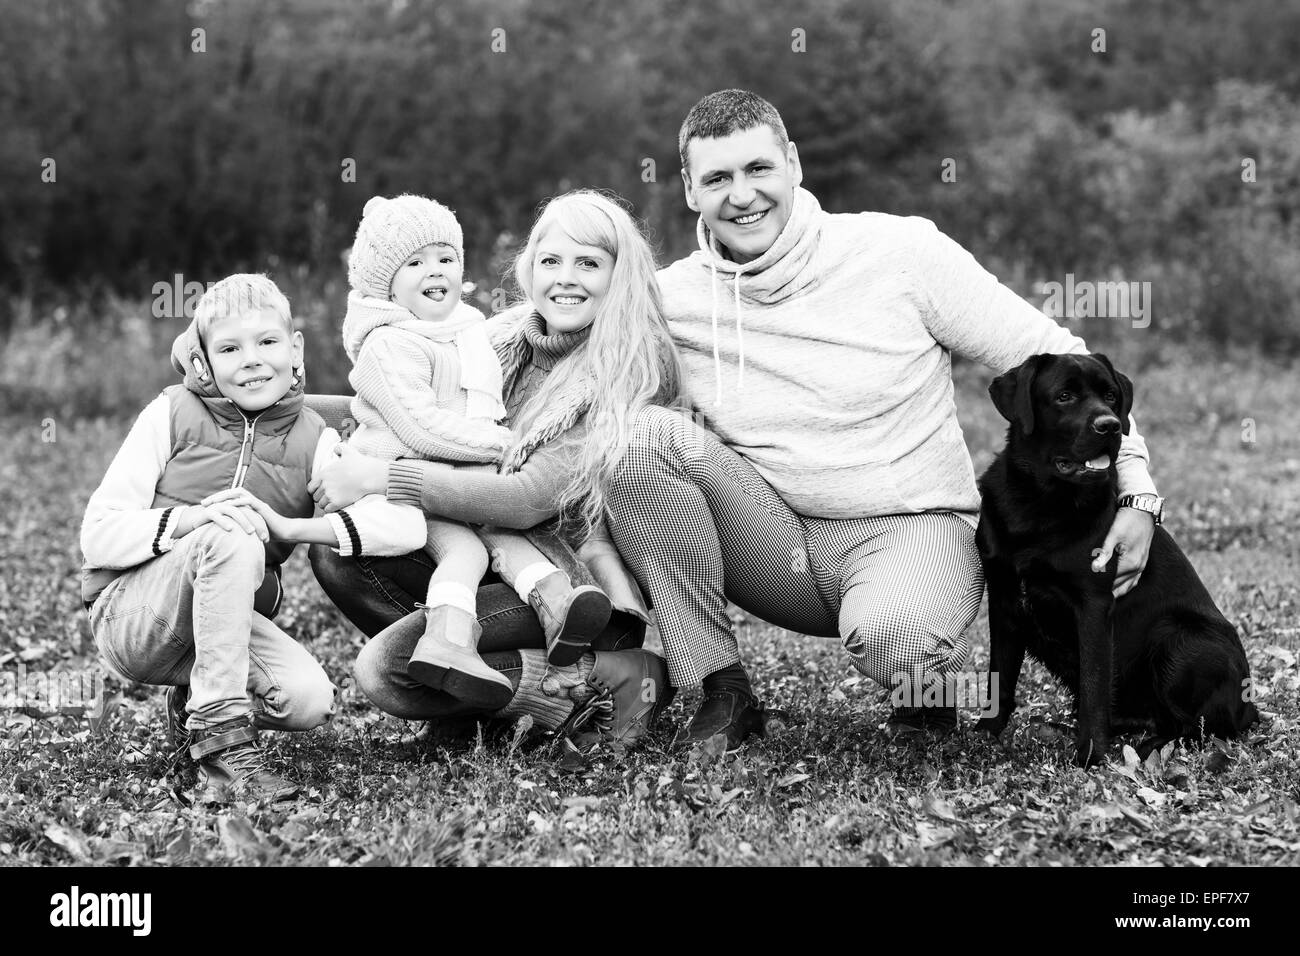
[91,524,336,732]
[309,525,643,720]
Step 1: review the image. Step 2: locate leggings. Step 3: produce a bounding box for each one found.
[606,407,985,689]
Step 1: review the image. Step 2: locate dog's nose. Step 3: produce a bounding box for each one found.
[1092,415,1121,435]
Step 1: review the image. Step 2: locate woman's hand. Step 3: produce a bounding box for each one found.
[309,442,388,512]
[1092,507,1155,597]
[199,489,286,541]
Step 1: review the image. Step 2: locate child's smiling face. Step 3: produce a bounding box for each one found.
[205,307,303,412]
[390,242,464,322]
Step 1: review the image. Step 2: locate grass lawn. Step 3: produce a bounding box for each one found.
[2,341,1298,866]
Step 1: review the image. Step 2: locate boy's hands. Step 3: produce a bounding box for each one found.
[175,501,270,542]
[199,489,289,541]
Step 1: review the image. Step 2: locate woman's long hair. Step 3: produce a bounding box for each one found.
[509,189,686,539]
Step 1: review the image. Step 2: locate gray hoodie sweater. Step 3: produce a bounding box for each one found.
[657,187,1157,522]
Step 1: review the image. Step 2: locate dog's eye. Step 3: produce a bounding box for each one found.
[1055,391,1074,404]
[1104,390,1117,404]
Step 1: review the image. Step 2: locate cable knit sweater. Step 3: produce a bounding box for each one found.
[657,186,1158,523]
[343,295,513,463]
[387,305,590,529]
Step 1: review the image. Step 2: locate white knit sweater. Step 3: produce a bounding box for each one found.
[657,187,1158,522]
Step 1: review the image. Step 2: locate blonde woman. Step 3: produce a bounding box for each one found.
[311,190,685,748]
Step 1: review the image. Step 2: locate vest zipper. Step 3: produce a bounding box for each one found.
[230,409,265,490]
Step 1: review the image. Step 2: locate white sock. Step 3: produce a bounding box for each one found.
[424,581,476,616]
[513,561,560,603]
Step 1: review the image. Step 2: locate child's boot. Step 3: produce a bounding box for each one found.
[407,604,515,710]
[528,571,612,667]
[189,716,298,802]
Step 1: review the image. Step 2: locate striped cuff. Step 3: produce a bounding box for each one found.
[152,506,179,555]
[387,462,425,508]
[325,510,364,556]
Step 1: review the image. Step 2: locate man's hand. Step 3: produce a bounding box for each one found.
[201,488,291,541]
[309,442,387,512]
[1092,507,1155,597]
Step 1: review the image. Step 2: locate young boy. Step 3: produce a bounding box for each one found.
[81,274,425,801]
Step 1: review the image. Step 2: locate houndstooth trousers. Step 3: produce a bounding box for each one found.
[606,407,985,690]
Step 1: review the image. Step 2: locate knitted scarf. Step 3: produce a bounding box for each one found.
[343,291,506,422]
[494,309,595,474]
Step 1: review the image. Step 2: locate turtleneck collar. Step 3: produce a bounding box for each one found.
[694,185,823,304]
[523,309,590,370]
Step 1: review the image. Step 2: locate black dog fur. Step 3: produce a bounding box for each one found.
[975,352,1258,767]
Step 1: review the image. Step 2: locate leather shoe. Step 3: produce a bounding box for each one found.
[673,689,765,752]
[887,704,958,739]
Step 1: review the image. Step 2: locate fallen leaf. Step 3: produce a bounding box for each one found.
[1135,787,1166,807]
[217,815,271,862]
[688,733,729,767]
[915,821,955,849]
[924,794,961,822]
[1263,645,1296,667]
[44,824,92,861]
[777,773,810,788]
[1117,804,1153,830]
[1162,762,1190,788]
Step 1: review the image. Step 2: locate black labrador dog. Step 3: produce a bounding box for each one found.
[975,353,1257,766]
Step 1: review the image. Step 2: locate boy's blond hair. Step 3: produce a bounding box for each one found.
[194,274,293,344]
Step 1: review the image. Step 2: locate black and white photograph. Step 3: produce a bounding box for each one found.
[0,0,1296,897]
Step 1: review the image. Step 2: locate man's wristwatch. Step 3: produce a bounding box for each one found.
[1117,493,1164,525]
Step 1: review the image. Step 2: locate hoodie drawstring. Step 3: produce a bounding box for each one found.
[709,260,722,406]
[708,261,747,405]
[734,272,744,393]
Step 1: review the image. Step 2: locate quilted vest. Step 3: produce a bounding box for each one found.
[82,385,324,616]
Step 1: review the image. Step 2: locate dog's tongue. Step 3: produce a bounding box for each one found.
[1085,454,1112,470]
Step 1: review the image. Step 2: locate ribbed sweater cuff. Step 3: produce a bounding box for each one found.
[325,511,364,557]
[387,462,426,508]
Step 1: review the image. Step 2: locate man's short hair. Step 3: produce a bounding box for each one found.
[678,89,790,171]
[194,273,293,344]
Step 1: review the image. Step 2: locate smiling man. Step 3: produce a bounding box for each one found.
[605,89,1164,749]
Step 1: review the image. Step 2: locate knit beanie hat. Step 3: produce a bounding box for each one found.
[348,194,465,299]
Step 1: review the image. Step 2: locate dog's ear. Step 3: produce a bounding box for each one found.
[1090,353,1133,434]
[990,355,1045,435]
